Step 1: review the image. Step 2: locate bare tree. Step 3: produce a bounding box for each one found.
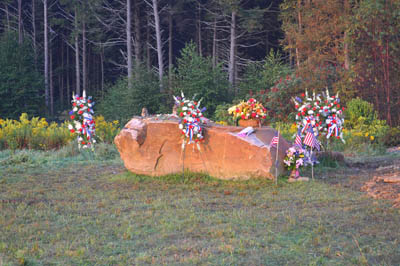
[127,0,133,87]
[44,0,49,110]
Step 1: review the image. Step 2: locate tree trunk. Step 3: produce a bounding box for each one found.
[296,0,302,68]
[50,47,54,116]
[228,10,236,87]
[44,0,49,111]
[18,0,23,44]
[133,0,141,69]
[5,4,10,31]
[100,46,104,95]
[152,0,164,91]
[168,11,173,84]
[343,0,350,70]
[197,3,202,56]
[75,7,80,95]
[32,0,37,67]
[82,20,87,92]
[60,41,64,108]
[146,12,151,71]
[212,18,217,68]
[67,44,70,103]
[127,0,133,87]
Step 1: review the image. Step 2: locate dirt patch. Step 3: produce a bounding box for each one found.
[329,148,400,207]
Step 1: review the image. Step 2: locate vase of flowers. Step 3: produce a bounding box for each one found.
[284,146,308,181]
[228,98,267,127]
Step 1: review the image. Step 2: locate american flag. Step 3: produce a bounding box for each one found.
[294,129,302,147]
[270,132,279,147]
[303,128,320,151]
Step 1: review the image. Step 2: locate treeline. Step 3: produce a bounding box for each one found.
[0,0,399,126]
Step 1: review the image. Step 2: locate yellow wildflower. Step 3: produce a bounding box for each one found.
[365,132,369,137]
[370,135,374,141]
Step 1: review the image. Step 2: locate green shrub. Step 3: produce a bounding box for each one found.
[345,98,377,129]
[213,103,236,125]
[97,66,167,124]
[173,42,230,117]
[238,50,292,99]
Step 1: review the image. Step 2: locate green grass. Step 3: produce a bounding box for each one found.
[1,146,400,265]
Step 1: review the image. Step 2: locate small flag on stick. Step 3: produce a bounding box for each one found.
[303,127,320,151]
[294,129,302,147]
[270,132,279,147]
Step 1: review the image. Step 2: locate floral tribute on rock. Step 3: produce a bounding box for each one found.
[68,90,96,149]
[228,98,268,121]
[292,89,345,144]
[173,92,206,150]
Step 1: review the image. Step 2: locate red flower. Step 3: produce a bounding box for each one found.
[183,119,187,123]
[70,115,75,120]
[180,112,184,117]
[70,129,75,133]
[80,104,84,108]
[301,93,305,97]
[262,115,266,119]
[337,104,340,108]
[73,103,77,107]
[316,113,320,117]
[303,108,306,112]
[298,112,301,116]
[82,141,86,145]
[194,101,197,105]
[180,102,184,106]
[313,107,316,111]
[192,114,196,117]
[295,105,299,109]
[241,114,245,119]
[236,108,240,113]
[191,106,195,109]
[78,110,83,115]
[251,113,256,118]
[301,112,305,116]
[88,99,91,103]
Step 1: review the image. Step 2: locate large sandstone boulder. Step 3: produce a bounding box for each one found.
[114,116,291,180]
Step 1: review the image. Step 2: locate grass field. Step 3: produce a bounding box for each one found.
[1,145,400,265]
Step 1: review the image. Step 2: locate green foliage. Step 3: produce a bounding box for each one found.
[213,103,236,125]
[97,67,166,124]
[0,32,43,119]
[238,50,292,99]
[174,42,230,117]
[345,98,378,129]
[0,114,120,151]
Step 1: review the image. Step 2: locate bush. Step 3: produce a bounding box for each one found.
[238,50,292,99]
[345,98,377,129]
[0,114,121,151]
[174,42,230,117]
[97,66,167,125]
[0,113,73,150]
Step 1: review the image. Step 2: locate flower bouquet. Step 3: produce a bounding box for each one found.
[228,98,267,127]
[68,90,96,149]
[283,147,306,179]
[173,92,206,150]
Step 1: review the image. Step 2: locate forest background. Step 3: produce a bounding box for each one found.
[0,0,399,132]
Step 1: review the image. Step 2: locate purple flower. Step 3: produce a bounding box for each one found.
[201,107,207,112]
[295,97,302,103]
[69,111,74,115]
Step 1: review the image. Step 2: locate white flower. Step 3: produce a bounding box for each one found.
[78,137,83,141]
[179,124,183,129]
[68,124,73,130]
[184,112,187,116]
[73,107,78,112]
[197,134,202,138]
[182,107,188,111]
[93,139,96,143]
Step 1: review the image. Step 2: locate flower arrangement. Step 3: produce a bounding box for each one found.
[292,89,346,144]
[284,146,306,171]
[173,92,206,149]
[68,90,96,149]
[228,98,268,121]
